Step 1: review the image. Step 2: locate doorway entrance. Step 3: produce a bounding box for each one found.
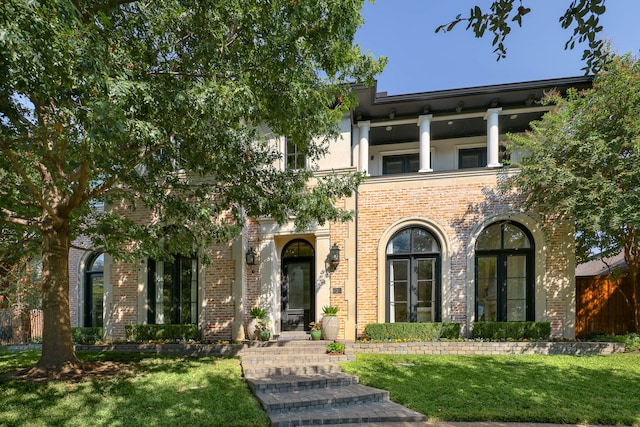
[281,239,315,331]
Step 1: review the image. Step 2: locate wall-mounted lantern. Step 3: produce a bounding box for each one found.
[245,247,257,266]
[329,243,340,271]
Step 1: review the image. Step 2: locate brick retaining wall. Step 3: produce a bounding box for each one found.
[345,341,624,356]
[71,340,625,357]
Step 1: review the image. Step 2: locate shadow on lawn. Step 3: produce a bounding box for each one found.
[0,352,269,427]
[341,354,640,426]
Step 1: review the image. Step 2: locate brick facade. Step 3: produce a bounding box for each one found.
[67,79,582,342]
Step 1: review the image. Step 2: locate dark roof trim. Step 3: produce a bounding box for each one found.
[354,76,593,105]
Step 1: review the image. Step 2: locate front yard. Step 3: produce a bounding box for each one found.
[1,349,638,426]
[341,353,640,425]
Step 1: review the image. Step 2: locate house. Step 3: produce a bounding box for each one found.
[68,76,593,341]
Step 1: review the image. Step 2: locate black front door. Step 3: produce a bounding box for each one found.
[281,240,315,331]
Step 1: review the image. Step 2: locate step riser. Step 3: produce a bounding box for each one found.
[248,376,358,394]
[260,390,389,414]
[243,365,343,376]
[241,355,351,365]
[270,413,428,426]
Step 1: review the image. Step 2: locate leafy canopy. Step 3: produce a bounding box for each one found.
[0,0,385,262]
[503,53,640,263]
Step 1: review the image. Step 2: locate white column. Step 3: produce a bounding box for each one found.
[417,114,433,172]
[357,121,370,175]
[485,108,502,168]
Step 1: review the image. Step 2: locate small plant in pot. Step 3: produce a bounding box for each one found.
[326,340,345,355]
[309,321,322,340]
[321,305,339,341]
[257,318,271,341]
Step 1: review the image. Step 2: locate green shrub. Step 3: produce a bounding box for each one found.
[326,340,345,354]
[71,327,104,344]
[125,324,200,342]
[614,333,640,352]
[471,321,551,340]
[364,322,460,341]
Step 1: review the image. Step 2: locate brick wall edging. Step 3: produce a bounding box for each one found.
[72,340,625,357]
[345,341,624,355]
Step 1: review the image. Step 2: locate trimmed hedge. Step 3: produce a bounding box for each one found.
[72,327,104,344]
[364,322,460,341]
[125,324,200,342]
[471,321,551,340]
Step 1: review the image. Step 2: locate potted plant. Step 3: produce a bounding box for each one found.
[326,340,345,355]
[248,306,267,341]
[321,305,339,341]
[257,317,271,341]
[309,321,322,340]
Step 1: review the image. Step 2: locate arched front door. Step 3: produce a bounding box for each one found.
[281,239,315,331]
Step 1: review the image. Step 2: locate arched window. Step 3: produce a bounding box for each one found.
[386,227,441,322]
[84,253,104,327]
[475,221,534,322]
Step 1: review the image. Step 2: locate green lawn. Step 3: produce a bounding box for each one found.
[0,350,269,427]
[340,353,640,426]
[2,350,639,426]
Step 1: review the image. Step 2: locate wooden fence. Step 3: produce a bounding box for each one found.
[575,275,636,337]
[0,309,43,345]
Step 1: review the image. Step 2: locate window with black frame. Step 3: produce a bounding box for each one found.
[147,254,198,325]
[386,227,441,322]
[475,221,534,322]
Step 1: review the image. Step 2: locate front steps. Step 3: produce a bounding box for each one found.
[240,340,427,426]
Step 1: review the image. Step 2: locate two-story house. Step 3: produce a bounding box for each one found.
[69,76,592,341]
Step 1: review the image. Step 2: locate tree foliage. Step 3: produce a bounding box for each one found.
[0,0,384,373]
[436,0,608,73]
[503,54,640,331]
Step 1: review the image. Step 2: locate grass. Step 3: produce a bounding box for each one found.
[340,353,640,426]
[0,350,269,427]
[2,349,639,426]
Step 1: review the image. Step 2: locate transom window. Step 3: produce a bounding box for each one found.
[386,227,441,323]
[475,221,534,322]
[286,138,306,169]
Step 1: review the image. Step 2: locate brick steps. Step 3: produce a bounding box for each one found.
[240,339,427,426]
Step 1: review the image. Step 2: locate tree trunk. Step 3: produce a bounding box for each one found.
[35,219,79,372]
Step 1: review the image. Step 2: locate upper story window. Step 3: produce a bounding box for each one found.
[459,147,487,169]
[383,153,420,175]
[286,138,306,170]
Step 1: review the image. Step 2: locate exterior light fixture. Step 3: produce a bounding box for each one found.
[329,244,340,271]
[245,248,257,266]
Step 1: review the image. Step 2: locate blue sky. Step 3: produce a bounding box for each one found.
[354,1,640,95]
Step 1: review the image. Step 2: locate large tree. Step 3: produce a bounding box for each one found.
[438,0,608,73]
[502,53,640,332]
[0,0,384,374]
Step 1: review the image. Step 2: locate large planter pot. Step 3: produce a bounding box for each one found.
[310,330,322,340]
[321,316,339,341]
[247,318,260,340]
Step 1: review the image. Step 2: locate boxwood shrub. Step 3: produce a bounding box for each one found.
[471,321,551,340]
[125,324,200,342]
[364,322,460,341]
[72,327,104,344]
